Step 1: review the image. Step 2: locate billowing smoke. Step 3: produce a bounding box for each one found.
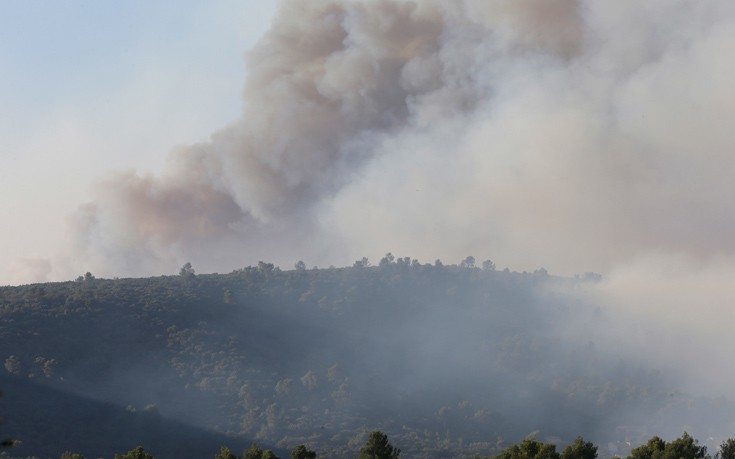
[12,0,735,398]
[46,0,734,279]
[55,0,601,278]
[322,0,735,275]
[64,0,455,276]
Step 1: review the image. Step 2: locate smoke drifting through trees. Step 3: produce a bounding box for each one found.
[8,0,735,402]
[3,264,731,458]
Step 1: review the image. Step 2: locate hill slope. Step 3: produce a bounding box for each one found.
[0,373,258,459]
[1,260,733,458]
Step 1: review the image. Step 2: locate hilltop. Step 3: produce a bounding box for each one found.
[1,257,733,458]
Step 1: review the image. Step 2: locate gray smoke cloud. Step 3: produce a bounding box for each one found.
[322,0,735,274]
[62,0,597,277]
[63,0,453,276]
[19,0,735,398]
[56,0,735,274]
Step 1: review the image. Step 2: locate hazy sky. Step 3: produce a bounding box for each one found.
[0,1,276,283]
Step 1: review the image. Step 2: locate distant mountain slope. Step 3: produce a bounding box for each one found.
[0,373,260,459]
[1,260,733,458]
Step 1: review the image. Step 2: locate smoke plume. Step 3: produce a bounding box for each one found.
[43,0,733,281]
[6,0,735,398]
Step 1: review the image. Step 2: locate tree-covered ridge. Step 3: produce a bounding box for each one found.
[0,257,733,458]
[6,431,735,459]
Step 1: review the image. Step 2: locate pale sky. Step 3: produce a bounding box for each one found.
[0,1,276,284]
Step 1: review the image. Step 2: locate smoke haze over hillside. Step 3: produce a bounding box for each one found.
[5,0,735,399]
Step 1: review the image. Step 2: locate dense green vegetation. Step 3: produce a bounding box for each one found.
[1,256,734,458]
[4,431,735,459]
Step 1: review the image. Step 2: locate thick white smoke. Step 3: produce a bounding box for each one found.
[8,0,735,397]
[322,0,735,275]
[45,0,735,277]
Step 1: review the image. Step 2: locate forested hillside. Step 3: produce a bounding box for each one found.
[1,257,733,458]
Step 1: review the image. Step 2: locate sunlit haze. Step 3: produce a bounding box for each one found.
[0,1,276,283]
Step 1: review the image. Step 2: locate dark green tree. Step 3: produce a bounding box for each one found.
[179,262,195,277]
[292,445,317,459]
[244,444,264,459]
[495,439,560,459]
[665,433,708,459]
[718,439,735,459]
[114,446,155,459]
[60,452,86,459]
[482,259,496,270]
[379,253,395,267]
[359,431,400,459]
[353,257,370,268]
[561,437,597,459]
[460,256,476,269]
[257,261,275,273]
[628,434,708,459]
[244,444,278,459]
[629,437,666,459]
[216,446,237,459]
